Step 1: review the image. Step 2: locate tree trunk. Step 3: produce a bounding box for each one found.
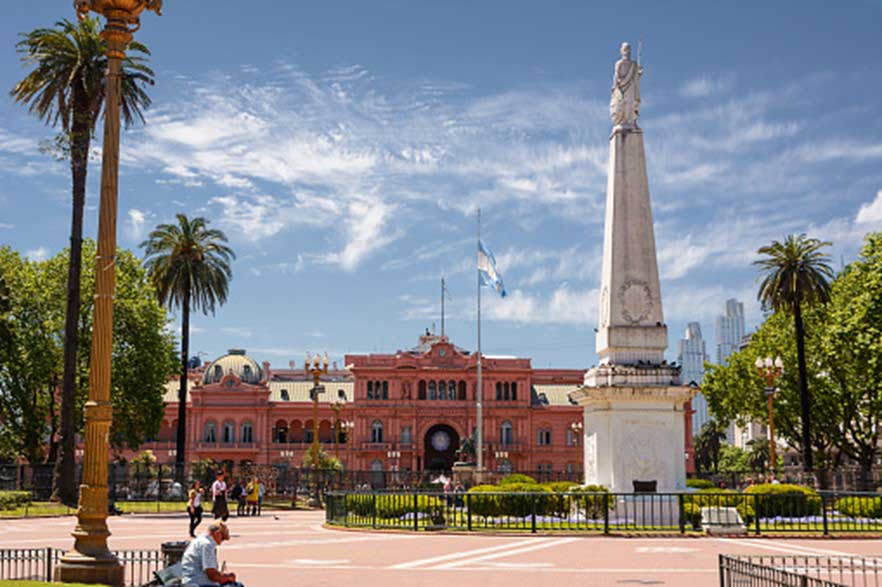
[175,287,190,481]
[47,375,58,464]
[51,99,92,507]
[793,299,813,472]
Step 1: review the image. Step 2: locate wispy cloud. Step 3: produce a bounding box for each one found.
[125,208,148,242]
[0,223,13,229]
[678,75,734,98]
[856,190,882,224]
[25,246,49,261]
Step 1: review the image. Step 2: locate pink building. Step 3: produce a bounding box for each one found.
[141,332,693,478]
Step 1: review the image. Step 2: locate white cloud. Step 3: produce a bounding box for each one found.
[484,284,599,325]
[25,246,49,261]
[679,76,734,98]
[0,223,13,229]
[319,197,402,271]
[221,326,254,339]
[856,190,882,225]
[126,208,148,242]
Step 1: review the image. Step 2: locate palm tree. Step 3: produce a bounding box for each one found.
[754,234,834,472]
[694,421,726,474]
[141,215,235,477]
[11,17,154,505]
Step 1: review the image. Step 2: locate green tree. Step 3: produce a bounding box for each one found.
[693,422,726,474]
[11,17,154,504]
[0,243,176,466]
[822,233,882,489]
[746,438,770,473]
[141,215,235,476]
[718,444,750,474]
[754,234,834,471]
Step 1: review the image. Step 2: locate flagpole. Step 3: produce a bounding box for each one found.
[441,277,445,338]
[476,207,483,473]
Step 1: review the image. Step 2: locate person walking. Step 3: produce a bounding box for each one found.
[187,480,205,538]
[181,521,245,586]
[231,479,245,517]
[257,480,266,517]
[245,477,259,517]
[211,471,229,521]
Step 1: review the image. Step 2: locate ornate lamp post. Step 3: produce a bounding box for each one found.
[331,398,347,461]
[755,356,784,474]
[305,353,328,507]
[570,421,583,444]
[494,450,508,472]
[57,2,162,585]
[340,420,355,470]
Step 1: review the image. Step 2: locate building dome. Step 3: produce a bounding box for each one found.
[203,349,262,385]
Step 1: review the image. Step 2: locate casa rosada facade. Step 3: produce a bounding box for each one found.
[135,332,695,477]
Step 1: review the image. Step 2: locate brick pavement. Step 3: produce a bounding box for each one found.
[1,511,879,586]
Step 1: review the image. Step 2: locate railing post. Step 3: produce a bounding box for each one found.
[754,493,761,536]
[603,492,610,535]
[467,493,472,531]
[822,493,829,536]
[413,492,419,532]
[371,493,377,529]
[46,547,53,582]
[678,493,685,534]
[531,493,537,534]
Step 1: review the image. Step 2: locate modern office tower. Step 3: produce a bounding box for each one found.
[715,298,745,365]
[678,322,709,433]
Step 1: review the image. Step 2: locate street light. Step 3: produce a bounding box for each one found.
[305,352,328,507]
[570,421,583,446]
[340,420,355,470]
[331,397,347,461]
[756,356,784,474]
[58,2,162,585]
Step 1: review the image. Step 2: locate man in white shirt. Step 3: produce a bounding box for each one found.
[181,521,244,586]
[211,471,229,521]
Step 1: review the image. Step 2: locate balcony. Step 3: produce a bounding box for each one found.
[195,442,257,450]
[361,442,392,450]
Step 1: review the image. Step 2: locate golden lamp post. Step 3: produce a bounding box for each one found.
[331,397,347,462]
[56,2,162,586]
[305,352,328,506]
[755,356,784,475]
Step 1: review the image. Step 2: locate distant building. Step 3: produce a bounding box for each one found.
[678,322,709,433]
[715,299,745,365]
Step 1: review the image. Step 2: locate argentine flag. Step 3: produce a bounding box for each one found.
[478,239,507,297]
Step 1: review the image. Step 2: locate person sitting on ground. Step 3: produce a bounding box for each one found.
[181,521,244,587]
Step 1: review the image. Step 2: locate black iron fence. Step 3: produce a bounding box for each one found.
[720,555,882,586]
[326,490,882,535]
[0,547,162,587]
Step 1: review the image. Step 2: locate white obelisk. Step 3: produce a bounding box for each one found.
[570,42,694,493]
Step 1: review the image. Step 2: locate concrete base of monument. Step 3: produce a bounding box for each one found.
[701,506,748,536]
[570,369,695,494]
[55,551,125,587]
[452,463,477,486]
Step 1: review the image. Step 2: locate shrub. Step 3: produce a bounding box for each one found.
[568,485,611,519]
[835,495,882,519]
[467,485,502,517]
[540,482,580,517]
[0,491,31,510]
[496,482,551,517]
[744,483,821,518]
[344,493,443,519]
[686,478,715,490]
[498,474,537,486]
[682,502,702,529]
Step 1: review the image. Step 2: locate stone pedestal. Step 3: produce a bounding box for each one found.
[55,552,124,587]
[571,371,693,493]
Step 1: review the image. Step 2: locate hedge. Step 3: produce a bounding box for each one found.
[744,483,821,518]
[686,479,715,490]
[344,493,443,518]
[0,491,31,510]
[682,503,702,529]
[498,474,537,486]
[835,495,882,519]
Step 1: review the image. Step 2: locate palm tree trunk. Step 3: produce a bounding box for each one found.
[793,298,813,472]
[51,106,91,506]
[175,286,190,481]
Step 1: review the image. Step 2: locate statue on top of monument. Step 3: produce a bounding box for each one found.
[610,42,643,131]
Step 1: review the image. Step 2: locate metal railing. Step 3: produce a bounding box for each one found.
[325,490,882,535]
[0,547,162,587]
[720,555,882,586]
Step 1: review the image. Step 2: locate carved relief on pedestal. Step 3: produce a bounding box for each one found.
[622,420,664,480]
[584,433,597,480]
[618,279,653,324]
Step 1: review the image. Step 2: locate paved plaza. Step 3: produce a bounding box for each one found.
[1,511,879,586]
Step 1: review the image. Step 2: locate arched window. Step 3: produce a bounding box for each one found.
[418,380,427,400]
[400,426,412,445]
[504,382,510,401]
[243,365,252,379]
[213,364,222,380]
[500,420,513,446]
[280,389,289,401]
[367,381,373,399]
[273,420,288,443]
[511,381,518,401]
[203,421,217,443]
[382,381,389,400]
[428,381,437,400]
[370,459,384,472]
[497,458,513,474]
[537,428,551,446]
[458,381,466,401]
[221,421,235,444]
[371,420,384,443]
[496,382,502,401]
[240,421,253,444]
[438,380,447,400]
[449,380,456,400]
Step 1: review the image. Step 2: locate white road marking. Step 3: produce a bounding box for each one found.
[388,538,536,569]
[635,546,697,553]
[286,558,351,565]
[482,561,555,568]
[715,538,858,557]
[436,537,580,569]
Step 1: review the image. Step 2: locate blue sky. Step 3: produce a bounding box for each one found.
[2,1,882,369]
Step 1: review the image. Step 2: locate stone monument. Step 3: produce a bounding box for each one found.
[570,42,694,493]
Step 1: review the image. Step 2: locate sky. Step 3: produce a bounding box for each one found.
[1,1,881,370]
